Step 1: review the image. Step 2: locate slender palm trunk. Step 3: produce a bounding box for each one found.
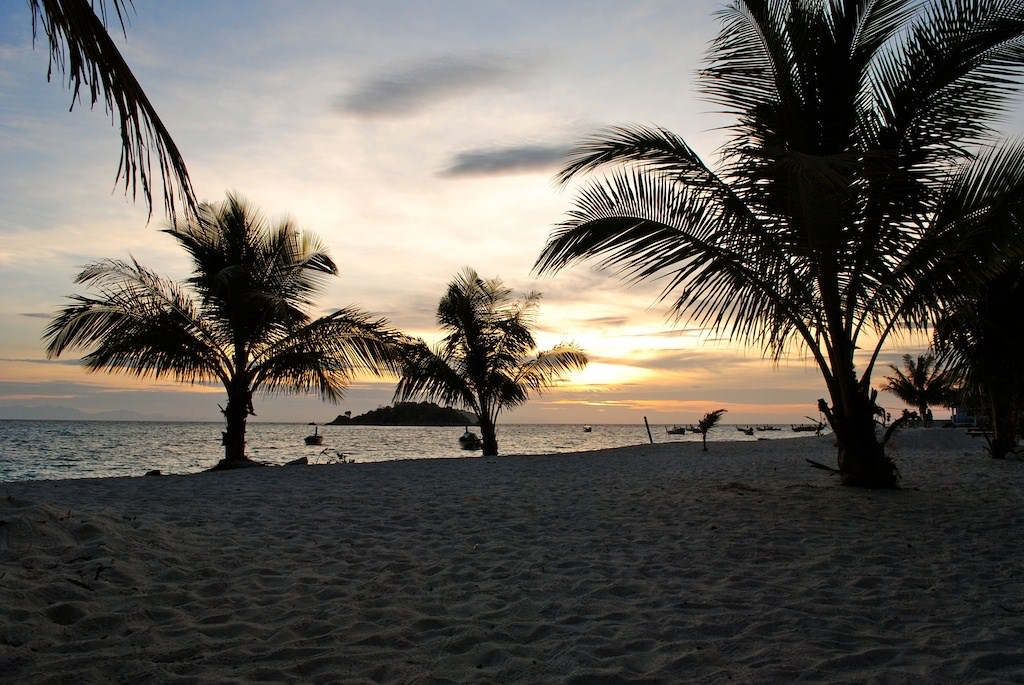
[988,392,1020,459]
[221,377,251,463]
[479,415,499,457]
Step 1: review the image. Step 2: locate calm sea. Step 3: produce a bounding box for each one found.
[0,420,818,482]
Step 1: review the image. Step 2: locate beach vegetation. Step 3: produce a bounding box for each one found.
[43,193,403,469]
[535,0,1024,487]
[880,354,955,426]
[695,409,727,452]
[26,0,194,218]
[933,261,1024,458]
[327,401,477,426]
[394,268,588,456]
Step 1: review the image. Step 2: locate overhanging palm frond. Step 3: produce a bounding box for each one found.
[29,0,195,218]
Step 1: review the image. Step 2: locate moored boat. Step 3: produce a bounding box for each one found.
[458,428,482,450]
[304,426,324,445]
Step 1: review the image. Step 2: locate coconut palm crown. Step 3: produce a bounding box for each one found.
[394,268,588,456]
[44,193,403,467]
[880,354,953,425]
[535,0,1024,487]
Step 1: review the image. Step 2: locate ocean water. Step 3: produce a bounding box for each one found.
[0,420,822,482]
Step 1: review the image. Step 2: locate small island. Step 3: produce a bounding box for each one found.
[326,402,477,426]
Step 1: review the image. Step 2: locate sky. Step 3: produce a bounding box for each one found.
[0,1,1017,426]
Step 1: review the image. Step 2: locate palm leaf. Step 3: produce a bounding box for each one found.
[44,258,226,384]
[29,0,195,218]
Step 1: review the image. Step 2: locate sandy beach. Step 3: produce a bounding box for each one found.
[2,428,1023,684]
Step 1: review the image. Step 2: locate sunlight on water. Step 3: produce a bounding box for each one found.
[0,420,824,482]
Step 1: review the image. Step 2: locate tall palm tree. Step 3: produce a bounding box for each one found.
[535,0,1024,487]
[27,0,194,217]
[934,261,1024,458]
[394,268,588,456]
[880,354,954,425]
[44,193,403,468]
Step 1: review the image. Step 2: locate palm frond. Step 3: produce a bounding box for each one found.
[513,345,589,394]
[29,0,195,218]
[557,125,714,186]
[43,258,225,383]
[393,340,479,414]
[698,408,728,433]
[254,307,404,401]
[876,0,1024,166]
[537,167,824,362]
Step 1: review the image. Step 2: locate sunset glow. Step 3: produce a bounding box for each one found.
[2,1,1011,424]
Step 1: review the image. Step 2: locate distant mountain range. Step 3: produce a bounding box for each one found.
[0,405,172,421]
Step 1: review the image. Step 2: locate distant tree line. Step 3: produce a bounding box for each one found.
[326,402,477,426]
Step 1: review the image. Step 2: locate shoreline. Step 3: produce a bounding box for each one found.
[2,429,1022,683]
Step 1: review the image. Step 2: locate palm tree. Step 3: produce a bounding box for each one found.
[44,193,403,468]
[27,0,194,217]
[394,268,588,456]
[695,409,727,452]
[880,354,954,426]
[535,0,1024,487]
[934,261,1024,458]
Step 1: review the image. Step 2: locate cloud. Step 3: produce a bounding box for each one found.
[438,144,571,178]
[338,54,530,117]
[0,357,82,366]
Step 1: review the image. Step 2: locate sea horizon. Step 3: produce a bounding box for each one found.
[0,419,827,483]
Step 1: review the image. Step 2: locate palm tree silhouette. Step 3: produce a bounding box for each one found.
[880,354,953,426]
[536,0,1024,487]
[695,409,727,452]
[394,268,587,456]
[934,262,1024,458]
[44,193,403,468]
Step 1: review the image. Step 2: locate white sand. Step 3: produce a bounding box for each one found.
[2,428,1023,684]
